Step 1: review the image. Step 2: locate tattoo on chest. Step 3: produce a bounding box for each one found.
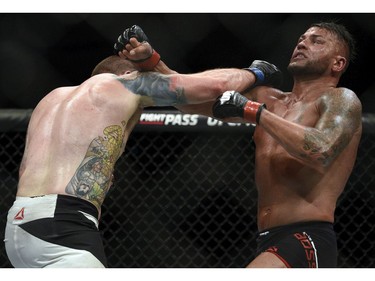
[117,73,187,105]
[65,121,126,209]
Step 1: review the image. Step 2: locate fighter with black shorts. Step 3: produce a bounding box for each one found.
[255,221,337,268]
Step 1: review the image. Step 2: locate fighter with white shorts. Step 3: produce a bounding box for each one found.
[5,194,107,268]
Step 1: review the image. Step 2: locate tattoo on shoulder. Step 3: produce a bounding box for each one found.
[65,121,126,209]
[302,97,357,166]
[117,73,187,106]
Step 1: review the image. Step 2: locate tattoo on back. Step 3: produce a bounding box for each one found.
[117,73,187,106]
[65,121,126,210]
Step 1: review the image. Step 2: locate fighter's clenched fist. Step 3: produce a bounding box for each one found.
[212,90,266,125]
[114,25,160,70]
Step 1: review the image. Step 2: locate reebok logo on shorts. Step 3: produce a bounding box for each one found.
[14,207,25,220]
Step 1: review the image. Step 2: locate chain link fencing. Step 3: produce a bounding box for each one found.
[0,110,374,268]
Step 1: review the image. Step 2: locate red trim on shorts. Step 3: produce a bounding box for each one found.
[265,249,292,268]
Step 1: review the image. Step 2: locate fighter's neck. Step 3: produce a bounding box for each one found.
[291,76,338,97]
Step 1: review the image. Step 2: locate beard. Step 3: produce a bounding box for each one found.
[287,59,328,77]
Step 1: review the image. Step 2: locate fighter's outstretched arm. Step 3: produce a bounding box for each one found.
[113,25,282,115]
[115,67,255,107]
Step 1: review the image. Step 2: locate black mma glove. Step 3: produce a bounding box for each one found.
[245,60,283,88]
[113,25,160,71]
[212,90,266,125]
[114,25,149,54]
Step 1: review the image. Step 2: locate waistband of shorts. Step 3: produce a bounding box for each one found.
[56,194,99,220]
[14,194,99,220]
[258,221,334,235]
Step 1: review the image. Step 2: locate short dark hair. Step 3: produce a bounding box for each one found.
[91,55,138,76]
[310,22,357,63]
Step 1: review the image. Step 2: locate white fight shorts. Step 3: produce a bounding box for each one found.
[4,194,107,268]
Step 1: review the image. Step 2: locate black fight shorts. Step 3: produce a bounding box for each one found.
[4,194,107,268]
[256,221,337,268]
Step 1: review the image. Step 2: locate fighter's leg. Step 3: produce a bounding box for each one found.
[246,252,288,268]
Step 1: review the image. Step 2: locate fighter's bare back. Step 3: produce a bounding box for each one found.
[17,74,142,212]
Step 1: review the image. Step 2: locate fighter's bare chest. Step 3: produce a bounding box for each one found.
[253,99,319,146]
[273,99,318,123]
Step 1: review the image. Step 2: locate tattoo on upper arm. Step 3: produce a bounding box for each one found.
[117,73,187,106]
[298,89,361,167]
[302,97,356,166]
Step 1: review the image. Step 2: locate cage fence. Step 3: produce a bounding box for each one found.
[0,110,374,268]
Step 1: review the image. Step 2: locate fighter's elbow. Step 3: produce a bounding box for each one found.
[308,148,337,171]
[210,79,227,99]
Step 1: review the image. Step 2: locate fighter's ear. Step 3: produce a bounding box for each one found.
[332,55,347,73]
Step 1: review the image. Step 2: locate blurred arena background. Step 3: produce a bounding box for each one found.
[1,13,375,110]
[1,13,375,268]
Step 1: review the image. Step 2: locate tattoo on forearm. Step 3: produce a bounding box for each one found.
[66,121,126,209]
[303,129,350,166]
[117,73,187,105]
[302,133,329,165]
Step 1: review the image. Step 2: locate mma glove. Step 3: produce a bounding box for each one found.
[113,24,160,70]
[245,60,283,89]
[212,90,266,125]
